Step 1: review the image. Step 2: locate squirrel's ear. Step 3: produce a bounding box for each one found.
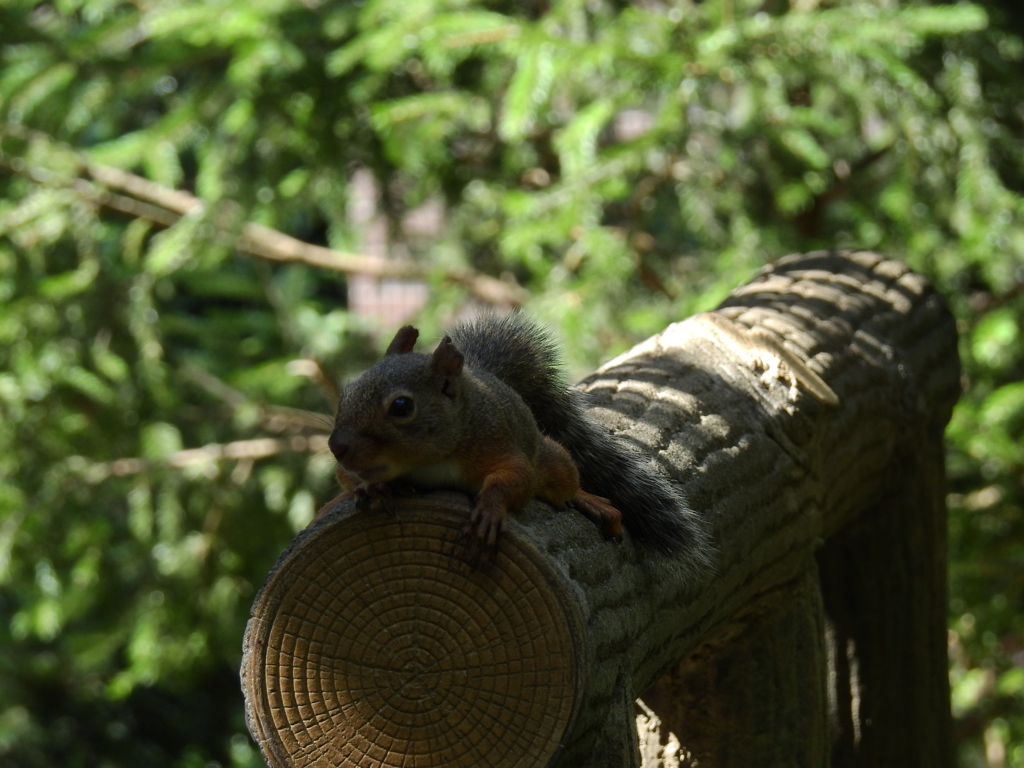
[385,325,419,356]
[431,335,464,378]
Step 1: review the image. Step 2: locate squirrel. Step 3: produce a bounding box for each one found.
[323,313,706,559]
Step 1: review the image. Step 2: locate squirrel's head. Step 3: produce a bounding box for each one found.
[328,325,466,481]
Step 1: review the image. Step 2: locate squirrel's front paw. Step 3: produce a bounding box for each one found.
[467,502,506,548]
[353,482,396,515]
[455,502,506,567]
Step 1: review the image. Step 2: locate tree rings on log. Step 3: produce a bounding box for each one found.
[242,494,586,768]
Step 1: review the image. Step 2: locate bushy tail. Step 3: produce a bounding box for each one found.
[450,313,710,561]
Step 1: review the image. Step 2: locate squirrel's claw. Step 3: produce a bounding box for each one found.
[468,503,506,547]
[453,504,505,568]
[354,482,397,516]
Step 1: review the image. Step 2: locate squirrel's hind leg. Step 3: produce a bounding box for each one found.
[570,490,624,541]
[535,437,580,508]
[536,437,624,540]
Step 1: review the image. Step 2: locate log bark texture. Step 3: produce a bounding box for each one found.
[241,250,959,768]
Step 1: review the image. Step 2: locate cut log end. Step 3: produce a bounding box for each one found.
[242,494,586,768]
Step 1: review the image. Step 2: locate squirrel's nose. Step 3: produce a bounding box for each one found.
[328,433,349,462]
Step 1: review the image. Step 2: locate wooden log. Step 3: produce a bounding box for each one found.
[241,250,959,767]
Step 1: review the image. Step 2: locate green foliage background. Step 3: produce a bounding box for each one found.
[0,0,1022,764]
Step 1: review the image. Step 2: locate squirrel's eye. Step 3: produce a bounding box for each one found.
[387,396,415,419]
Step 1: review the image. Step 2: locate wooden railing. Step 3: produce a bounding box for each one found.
[241,250,959,768]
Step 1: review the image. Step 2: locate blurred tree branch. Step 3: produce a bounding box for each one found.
[0,123,528,307]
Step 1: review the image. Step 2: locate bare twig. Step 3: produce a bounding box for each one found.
[87,163,203,216]
[181,362,334,433]
[71,178,181,227]
[77,434,331,483]
[283,358,342,408]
